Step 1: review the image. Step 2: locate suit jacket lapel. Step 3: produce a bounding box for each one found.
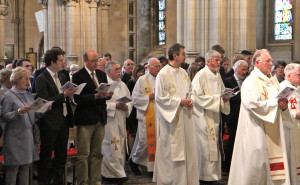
[82,68,97,88]
[44,70,59,94]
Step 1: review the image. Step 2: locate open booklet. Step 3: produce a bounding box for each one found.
[276,86,297,99]
[60,81,86,95]
[30,98,53,113]
[221,86,240,99]
[116,96,132,104]
[95,82,118,93]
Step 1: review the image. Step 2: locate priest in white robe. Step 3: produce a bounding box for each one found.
[228,49,293,185]
[153,43,199,185]
[101,61,133,181]
[192,50,230,184]
[279,63,300,185]
[129,58,161,174]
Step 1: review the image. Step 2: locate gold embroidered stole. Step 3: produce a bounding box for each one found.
[203,70,219,161]
[257,76,286,180]
[141,75,156,162]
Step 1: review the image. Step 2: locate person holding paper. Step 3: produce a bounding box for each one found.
[1,67,49,185]
[101,61,133,183]
[35,48,76,185]
[153,43,199,185]
[279,63,300,185]
[192,50,230,185]
[228,49,293,185]
[72,49,112,185]
[128,58,161,175]
[223,60,248,173]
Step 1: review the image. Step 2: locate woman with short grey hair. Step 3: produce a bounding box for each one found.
[1,67,49,185]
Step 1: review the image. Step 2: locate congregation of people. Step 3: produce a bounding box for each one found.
[0,42,299,185]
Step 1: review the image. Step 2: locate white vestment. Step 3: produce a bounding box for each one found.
[228,68,293,185]
[101,77,132,178]
[130,73,156,171]
[153,65,199,185]
[280,80,300,185]
[192,66,230,181]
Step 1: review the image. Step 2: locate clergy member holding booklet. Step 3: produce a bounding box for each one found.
[192,50,230,185]
[279,63,300,185]
[129,58,161,175]
[228,49,294,185]
[153,43,199,185]
[101,61,133,183]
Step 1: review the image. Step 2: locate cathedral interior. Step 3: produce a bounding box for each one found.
[0,0,298,68]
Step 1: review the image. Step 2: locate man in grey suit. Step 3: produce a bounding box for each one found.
[35,48,77,185]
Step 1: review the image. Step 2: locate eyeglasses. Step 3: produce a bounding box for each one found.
[87,59,98,63]
[112,68,121,72]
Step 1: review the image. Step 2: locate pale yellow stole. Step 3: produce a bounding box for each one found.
[141,75,156,162]
[203,70,219,161]
[257,76,286,180]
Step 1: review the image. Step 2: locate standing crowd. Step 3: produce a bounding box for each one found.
[0,43,299,185]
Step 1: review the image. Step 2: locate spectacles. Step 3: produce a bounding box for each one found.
[151,65,161,69]
[87,59,98,63]
[112,68,121,71]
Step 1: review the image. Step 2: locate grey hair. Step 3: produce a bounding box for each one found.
[252,49,270,65]
[233,60,248,71]
[123,59,133,66]
[284,63,300,77]
[148,58,159,66]
[105,61,119,73]
[0,68,12,83]
[10,67,30,85]
[70,64,79,71]
[205,50,221,63]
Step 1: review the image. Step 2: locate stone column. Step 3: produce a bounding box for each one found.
[38,0,49,52]
[47,0,56,48]
[89,0,99,50]
[0,0,8,61]
[184,0,199,64]
[66,0,78,65]
[100,0,110,54]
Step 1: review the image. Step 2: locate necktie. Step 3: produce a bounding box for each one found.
[91,71,98,87]
[54,73,67,117]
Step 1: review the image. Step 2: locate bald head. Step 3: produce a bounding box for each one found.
[148,58,161,77]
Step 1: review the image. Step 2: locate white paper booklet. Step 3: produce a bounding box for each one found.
[30,98,53,113]
[221,86,240,99]
[60,81,86,95]
[116,96,132,104]
[95,82,118,93]
[276,86,297,99]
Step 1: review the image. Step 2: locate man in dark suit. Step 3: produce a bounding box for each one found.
[223,60,248,172]
[35,48,77,185]
[72,49,112,185]
[121,59,134,85]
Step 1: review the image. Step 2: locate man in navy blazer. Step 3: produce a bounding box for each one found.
[35,48,77,185]
[72,49,112,185]
[223,60,248,172]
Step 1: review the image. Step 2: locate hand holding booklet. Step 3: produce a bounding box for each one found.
[221,86,240,99]
[60,81,86,95]
[30,98,53,113]
[95,82,118,93]
[276,86,297,99]
[116,96,132,104]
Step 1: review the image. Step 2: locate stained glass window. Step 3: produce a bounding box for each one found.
[274,0,293,40]
[158,0,166,45]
